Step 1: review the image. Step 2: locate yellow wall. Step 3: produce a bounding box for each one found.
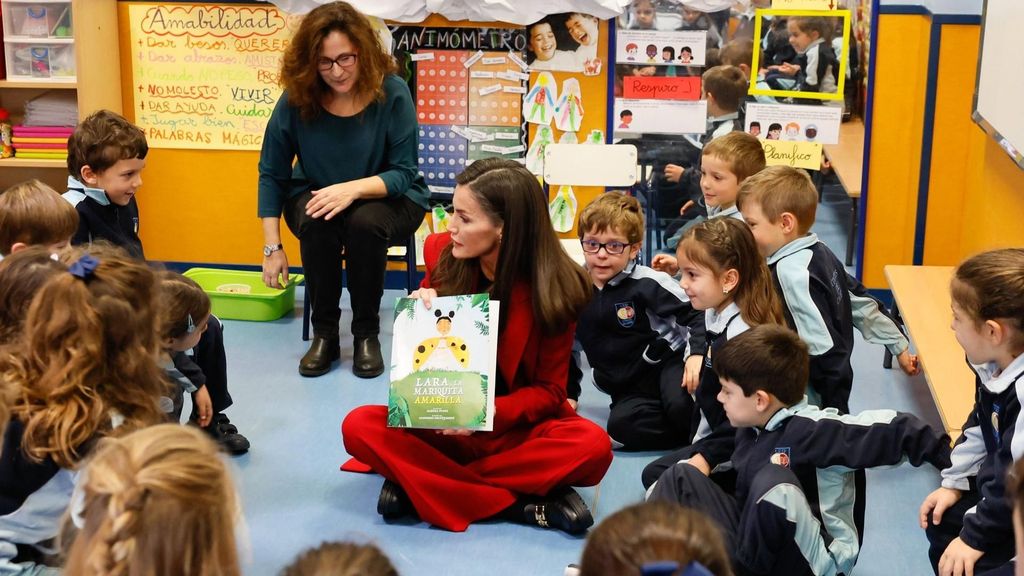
[862,15,1024,288]
[861,14,930,287]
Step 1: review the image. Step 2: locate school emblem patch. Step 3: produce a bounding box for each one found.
[770,447,791,469]
[615,302,636,327]
[991,403,1001,445]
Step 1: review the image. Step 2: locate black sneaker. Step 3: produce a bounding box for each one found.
[206,415,250,455]
[524,487,593,535]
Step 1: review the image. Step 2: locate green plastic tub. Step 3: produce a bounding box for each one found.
[183,268,304,322]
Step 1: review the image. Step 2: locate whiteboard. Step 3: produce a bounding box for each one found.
[973,0,1024,169]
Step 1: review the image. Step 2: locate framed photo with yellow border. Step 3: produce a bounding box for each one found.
[749,9,850,102]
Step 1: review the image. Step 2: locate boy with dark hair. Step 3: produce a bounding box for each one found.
[62,109,250,455]
[63,109,149,259]
[0,179,78,257]
[737,165,919,412]
[648,324,952,576]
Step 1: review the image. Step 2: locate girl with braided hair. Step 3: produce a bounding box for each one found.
[0,250,167,574]
[64,424,240,576]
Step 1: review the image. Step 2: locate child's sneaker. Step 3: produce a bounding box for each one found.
[206,414,250,455]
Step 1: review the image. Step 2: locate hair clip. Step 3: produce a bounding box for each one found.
[186,313,196,334]
[68,254,99,280]
[639,561,713,576]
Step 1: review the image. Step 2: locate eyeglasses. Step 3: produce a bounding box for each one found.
[317,53,358,71]
[580,239,633,255]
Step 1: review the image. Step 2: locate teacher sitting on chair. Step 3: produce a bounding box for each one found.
[258,1,428,378]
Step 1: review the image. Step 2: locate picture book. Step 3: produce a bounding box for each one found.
[388,293,499,431]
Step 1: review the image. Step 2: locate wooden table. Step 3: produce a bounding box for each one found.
[884,265,974,436]
[823,119,864,266]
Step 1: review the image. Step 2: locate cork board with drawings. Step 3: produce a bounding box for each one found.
[413,49,526,195]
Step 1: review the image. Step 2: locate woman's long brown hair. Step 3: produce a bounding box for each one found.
[280,2,397,120]
[430,158,591,334]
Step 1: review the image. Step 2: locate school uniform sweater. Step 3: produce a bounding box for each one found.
[0,420,75,575]
[691,302,750,469]
[795,38,839,96]
[768,234,909,412]
[576,260,701,398]
[732,399,952,575]
[939,353,1024,554]
[62,176,144,259]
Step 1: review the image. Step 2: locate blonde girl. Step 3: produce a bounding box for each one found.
[65,424,241,576]
[0,251,166,574]
[920,248,1024,576]
[157,271,214,427]
[642,217,782,488]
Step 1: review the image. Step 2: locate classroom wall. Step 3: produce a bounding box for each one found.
[117,6,608,267]
[861,7,1024,288]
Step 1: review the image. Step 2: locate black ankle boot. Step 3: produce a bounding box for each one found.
[377,479,415,519]
[299,336,340,377]
[523,487,593,535]
[353,336,384,378]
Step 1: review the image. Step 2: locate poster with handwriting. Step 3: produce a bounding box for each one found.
[623,76,701,101]
[613,99,706,136]
[127,4,298,150]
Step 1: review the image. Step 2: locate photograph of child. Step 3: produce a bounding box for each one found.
[526,12,603,75]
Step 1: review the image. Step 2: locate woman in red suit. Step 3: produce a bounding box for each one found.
[342,158,613,533]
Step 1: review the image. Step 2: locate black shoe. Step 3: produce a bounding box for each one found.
[206,415,250,456]
[377,479,414,519]
[299,336,340,377]
[353,336,384,379]
[524,487,593,535]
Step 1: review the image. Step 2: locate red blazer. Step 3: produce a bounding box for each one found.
[422,233,575,434]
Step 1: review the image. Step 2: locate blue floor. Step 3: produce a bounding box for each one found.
[214,184,943,575]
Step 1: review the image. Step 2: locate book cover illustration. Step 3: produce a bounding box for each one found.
[388,293,499,431]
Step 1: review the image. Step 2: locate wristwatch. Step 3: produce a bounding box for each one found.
[263,243,283,257]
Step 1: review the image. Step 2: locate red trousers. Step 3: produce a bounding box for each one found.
[341,405,613,532]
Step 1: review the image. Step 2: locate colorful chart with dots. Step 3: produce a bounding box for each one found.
[415,51,470,126]
[413,49,526,193]
[418,126,468,191]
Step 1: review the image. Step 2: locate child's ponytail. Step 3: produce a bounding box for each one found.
[7,251,167,467]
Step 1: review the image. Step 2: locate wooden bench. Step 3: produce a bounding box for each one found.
[822,118,864,266]
[884,265,974,436]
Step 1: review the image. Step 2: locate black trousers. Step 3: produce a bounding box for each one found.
[602,352,693,451]
[649,463,823,576]
[925,490,1015,574]
[192,315,232,415]
[284,192,426,339]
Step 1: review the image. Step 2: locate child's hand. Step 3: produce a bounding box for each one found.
[193,385,213,428]
[683,355,703,394]
[664,163,684,183]
[409,288,438,309]
[776,63,800,76]
[679,200,694,215]
[897,350,921,376]
[651,254,679,275]
[685,453,711,476]
[919,487,961,529]
[938,537,984,576]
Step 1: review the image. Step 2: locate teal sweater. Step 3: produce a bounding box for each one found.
[257,74,429,217]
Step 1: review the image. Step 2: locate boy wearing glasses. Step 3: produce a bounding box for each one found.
[574,192,702,450]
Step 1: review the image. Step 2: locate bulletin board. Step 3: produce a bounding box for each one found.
[118,6,609,266]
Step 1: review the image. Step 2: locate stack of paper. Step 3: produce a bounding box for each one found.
[24,91,78,127]
[12,125,73,160]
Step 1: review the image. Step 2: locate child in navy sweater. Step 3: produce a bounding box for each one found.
[650,324,951,576]
[920,248,1024,575]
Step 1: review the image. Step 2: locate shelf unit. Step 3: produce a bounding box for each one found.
[0,0,121,189]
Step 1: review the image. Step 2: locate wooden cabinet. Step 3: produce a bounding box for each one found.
[0,0,121,188]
